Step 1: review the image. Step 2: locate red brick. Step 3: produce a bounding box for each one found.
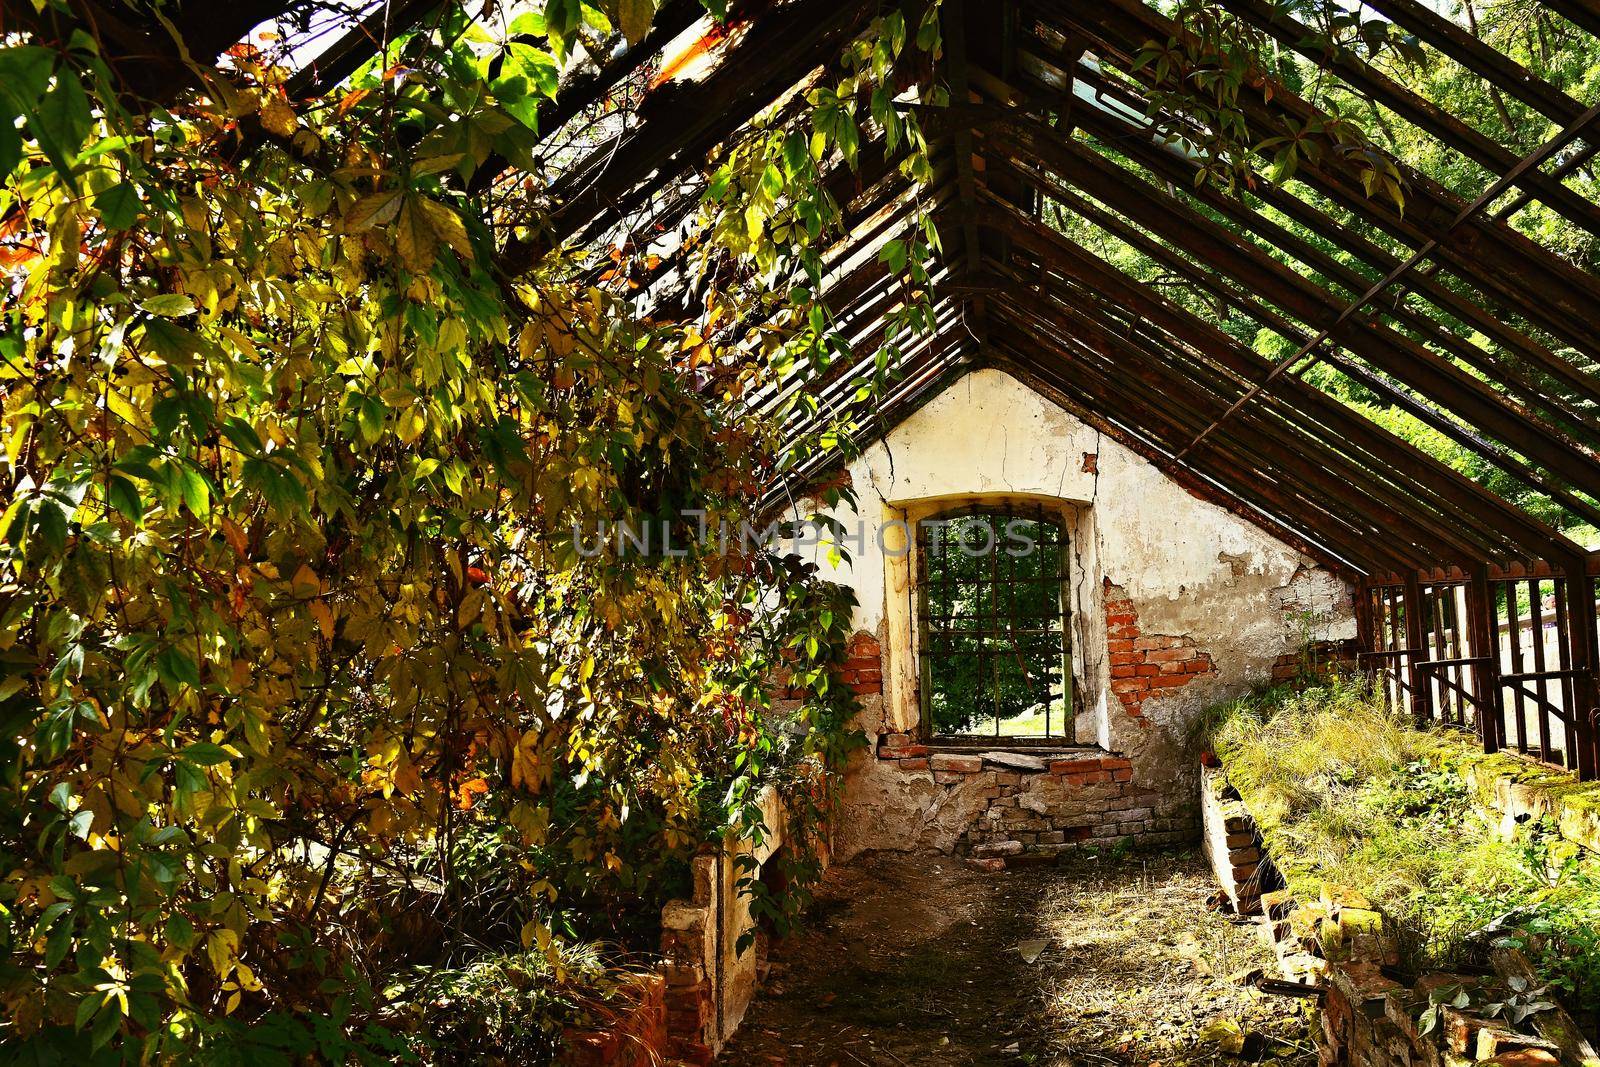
[849,680,882,694]
[1110,664,1139,679]
[1106,638,1135,654]
[1104,611,1137,626]
[931,752,983,774]
[843,656,882,672]
[898,757,929,770]
[1145,646,1195,663]
[1049,759,1097,774]
[1108,624,1139,639]
[1111,768,1133,782]
[1184,658,1214,673]
[848,632,882,658]
[1109,651,1142,666]
[1134,663,1160,676]
[1110,678,1147,694]
[1148,673,1190,688]
[1133,635,1172,650]
[1102,757,1132,769]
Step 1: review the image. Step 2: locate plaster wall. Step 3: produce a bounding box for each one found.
[791,368,1356,862]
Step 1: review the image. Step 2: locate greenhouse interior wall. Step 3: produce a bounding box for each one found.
[795,368,1358,863]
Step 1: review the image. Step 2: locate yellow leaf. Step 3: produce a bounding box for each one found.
[260,97,298,137]
[206,929,239,978]
[220,517,249,558]
[344,189,402,233]
[290,564,321,599]
[419,198,473,259]
[310,599,335,640]
[457,588,485,628]
[617,0,654,45]
[395,197,437,272]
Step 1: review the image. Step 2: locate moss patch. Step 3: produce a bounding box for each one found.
[1205,677,1600,1029]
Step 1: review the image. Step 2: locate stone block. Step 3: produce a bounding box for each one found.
[931,753,983,774]
[1019,793,1050,815]
[983,751,1047,772]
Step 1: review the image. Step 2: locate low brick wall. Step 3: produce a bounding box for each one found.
[658,785,801,1063]
[1456,749,1600,857]
[1205,762,1599,1067]
[876,736,1194,867]
[1199,764,1269,914]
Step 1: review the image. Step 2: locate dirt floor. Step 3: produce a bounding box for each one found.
[718,849,1317,1067]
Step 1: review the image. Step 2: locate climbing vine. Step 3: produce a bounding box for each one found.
[0,0,942,1060]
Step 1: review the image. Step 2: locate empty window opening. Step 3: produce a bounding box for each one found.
[917,509,1074,742]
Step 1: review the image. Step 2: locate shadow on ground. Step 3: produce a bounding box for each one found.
[718,849,1316,1067]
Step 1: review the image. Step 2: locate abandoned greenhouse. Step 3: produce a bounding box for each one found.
[3,0,1600,1063]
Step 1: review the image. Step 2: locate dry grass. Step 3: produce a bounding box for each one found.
[1036,854,1316,1067]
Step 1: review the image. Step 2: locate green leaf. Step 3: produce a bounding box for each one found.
[33,66,94,181]
[106,475,142,523]
[357,394,386,444]
[0,47,55,117]
[0,120,19,179]
[165,912,196,951]
[179,468,210,519]
[181,741,233,766]
[157,645,201,689]
[95,182,141,230]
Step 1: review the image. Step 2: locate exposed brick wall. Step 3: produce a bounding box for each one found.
[840,632,883,695]
[1104,581,1216,722]
[773,630,882,701]
[1267,638,1359,685]
[659,909,716,1064]
[874,739,1192,866]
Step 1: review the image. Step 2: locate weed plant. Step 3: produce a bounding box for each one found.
[1206,675,1600,1030]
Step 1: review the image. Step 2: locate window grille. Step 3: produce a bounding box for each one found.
[916,507,1074,742]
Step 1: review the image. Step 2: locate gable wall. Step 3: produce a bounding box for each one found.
[794,369,1356,862]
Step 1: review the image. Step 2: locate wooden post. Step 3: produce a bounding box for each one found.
[1467,565,1502,754]
[1563,556,1599,780]
[1404,572,1432,726]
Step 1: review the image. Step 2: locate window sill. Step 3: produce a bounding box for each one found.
[926,738,1112,758]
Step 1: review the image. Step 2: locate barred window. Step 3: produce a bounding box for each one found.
[917,509,1073,741]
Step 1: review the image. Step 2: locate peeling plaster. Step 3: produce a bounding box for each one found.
[791,369,1357,859]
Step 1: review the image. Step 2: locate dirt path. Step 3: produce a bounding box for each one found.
[719,849,1316,1067]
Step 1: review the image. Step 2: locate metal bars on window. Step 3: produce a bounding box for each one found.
[916,507,1074,742]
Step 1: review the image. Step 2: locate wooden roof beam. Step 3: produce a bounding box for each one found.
[1049,0,1600,363]
[968,191,1578,562]
[1218,0,1600,238]
[988,266,1513,563]
[986,118,1600,502]
[1001,158,1600,530]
